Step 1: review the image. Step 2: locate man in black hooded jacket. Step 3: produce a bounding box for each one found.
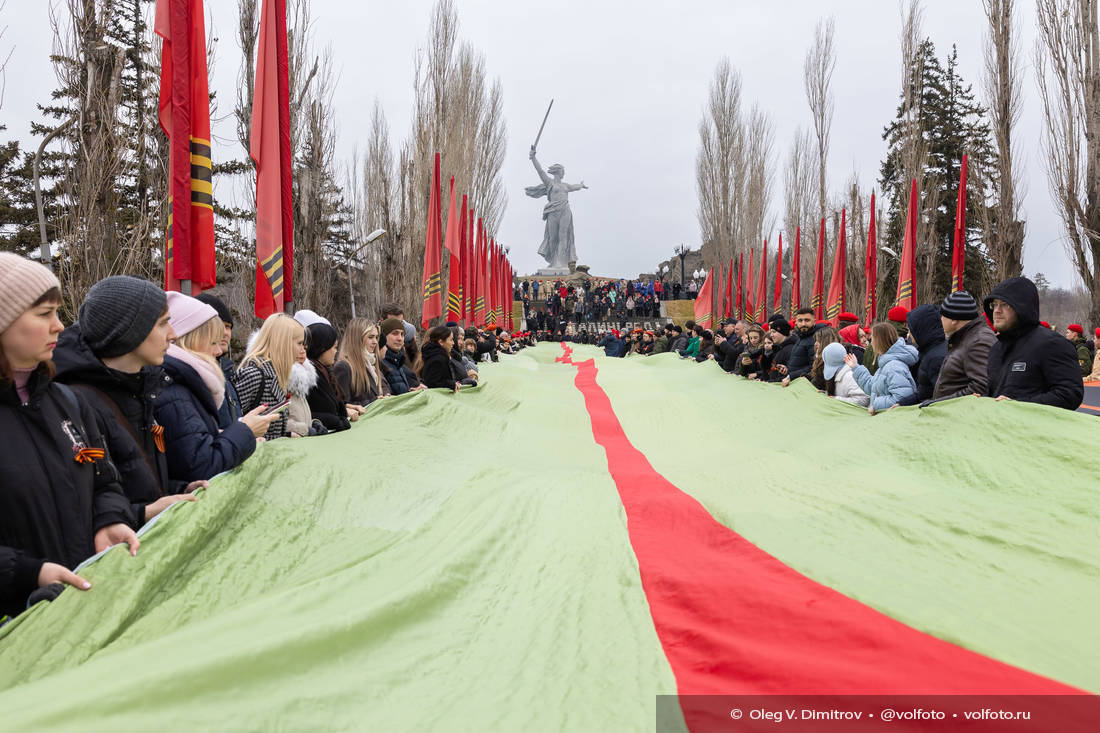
[782,309,825,385]
[983,276,1083,410]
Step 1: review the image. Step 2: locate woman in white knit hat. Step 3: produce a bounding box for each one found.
[153,292,277,482]
[0,253,140,620]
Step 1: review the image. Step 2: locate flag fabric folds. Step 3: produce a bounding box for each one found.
[865,192,878,328]
[754,241,768,323]
[895,178,918,311]
[465,207,475,325]
[444,178,462,323]
[735,253,743,320]
[812,218,825,320]
[249,0,292,317]
[746,248,755,323]
[951,155,968,293]
[772,233,783,316]
[790,227,801,315]
[421,153,444,328]
[155,0,216,295]
[723,260,733,319]
[693,269,716,328]
[826,209,847,326]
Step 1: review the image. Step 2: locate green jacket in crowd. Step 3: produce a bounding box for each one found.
[1071,336,1091,377]
[652,335,670,354]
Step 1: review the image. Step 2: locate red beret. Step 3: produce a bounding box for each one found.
[815,319,829,325]
[761,323,770,331]
[1040,321,1051,329]
[1096,327,1100,338]
[887,306,909,323]
[838,312,858,323]
[1069,324,1083,335]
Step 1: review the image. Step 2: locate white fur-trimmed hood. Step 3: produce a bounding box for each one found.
[287,359,318,396]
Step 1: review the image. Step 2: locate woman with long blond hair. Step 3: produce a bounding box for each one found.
[155,293,276,481]
[233,312,305,440]
[334,318,388,406]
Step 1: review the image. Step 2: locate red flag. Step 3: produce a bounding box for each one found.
[248,0,292,317]
[865,192,878,328]
[790,226,802,314]
[895,178,918,310]
[746,248,755,322]
[474,220,487,326]
[772,233,783,315]
[465,207,475,324]
[488,240,498,326]
[735,253,743,319]
[693,269,716,328]
[826,208,847,326]
[754,240,768,323]
[156,0,216,295]
[951,155,968,293]
[723,259,733,319]
[811,218,826,320]
[444,177,463,322]
[420,153,444,328]
[456,196,468,323]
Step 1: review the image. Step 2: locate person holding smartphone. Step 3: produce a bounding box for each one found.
[155,293,275,482]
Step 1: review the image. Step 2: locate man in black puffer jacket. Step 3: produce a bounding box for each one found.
[782,308,825,385]
[898,304,948,405]
[983,276,1083,410]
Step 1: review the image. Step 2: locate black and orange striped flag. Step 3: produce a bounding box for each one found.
[155,0,215,294]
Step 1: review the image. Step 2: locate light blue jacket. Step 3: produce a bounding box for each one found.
[851,338,918,411]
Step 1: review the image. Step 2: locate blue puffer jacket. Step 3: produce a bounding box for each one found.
[154,354,256,482]
[851,338,919,412]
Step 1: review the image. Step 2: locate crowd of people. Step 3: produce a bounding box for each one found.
[0,253,532,623]
[516,278,668,330]
[583,275,1094,413]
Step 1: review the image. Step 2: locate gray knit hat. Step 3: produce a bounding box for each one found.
[78,276,167,358]
[939,290,980,321]
[0,253,61,333]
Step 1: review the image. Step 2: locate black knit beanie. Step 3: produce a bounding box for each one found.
[306,322,339,360]
[940,290,980,321]
[194,292,233,327]
[79,276,167,358]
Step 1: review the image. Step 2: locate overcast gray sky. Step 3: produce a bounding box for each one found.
[1,0,1079,288]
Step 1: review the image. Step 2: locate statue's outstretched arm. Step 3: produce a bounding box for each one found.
[565,180,588,192]
[529,147,550,185]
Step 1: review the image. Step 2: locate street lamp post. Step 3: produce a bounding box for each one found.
[348,228,387,318]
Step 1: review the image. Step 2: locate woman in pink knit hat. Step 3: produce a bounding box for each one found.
[153,293,278,482]
[0,253,140,621]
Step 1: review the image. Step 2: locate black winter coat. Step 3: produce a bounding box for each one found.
[0,369,134,619]
[53,325,185,525]
[306,361,351,431]
[762,339,795,381]
[380,348,418,395]
[785,324,826,380]
[333,359,383,406]
[898,304,948,406]
[718,338,745,373]
[421,342,459,390]
[155,355,256,482]
[983,277,1084,410]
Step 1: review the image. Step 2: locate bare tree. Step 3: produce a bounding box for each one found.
[48,0,161,316]
[804,16,835,222]
[743,104,775,253]
[896,0,939,304]
[1035,0,1100,325]
[982,0,1026,281]
[783,127,817,307]
[695,57,744,273]
[0,0,11,109]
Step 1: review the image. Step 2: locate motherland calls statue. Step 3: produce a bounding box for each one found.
[525,144,588,275]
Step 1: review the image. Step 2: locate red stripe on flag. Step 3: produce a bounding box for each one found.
[554,344,1085,730]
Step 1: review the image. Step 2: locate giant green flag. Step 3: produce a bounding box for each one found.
[1,344,1098,732]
